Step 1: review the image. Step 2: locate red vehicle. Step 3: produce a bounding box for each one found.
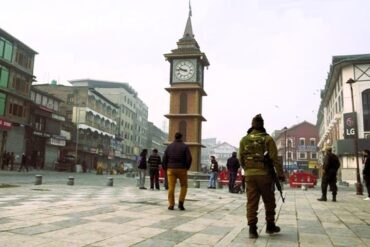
[289,171,317,188]
[218,169,243,186]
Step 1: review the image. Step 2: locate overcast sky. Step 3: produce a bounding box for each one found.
[1,0,370,146]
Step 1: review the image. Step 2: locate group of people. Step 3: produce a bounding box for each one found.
[1,151,15,171]
[137,132,191,211]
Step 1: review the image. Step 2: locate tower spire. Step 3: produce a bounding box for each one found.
[183,0,194,38]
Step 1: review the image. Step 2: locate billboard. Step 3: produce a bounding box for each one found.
[343,112,357,139]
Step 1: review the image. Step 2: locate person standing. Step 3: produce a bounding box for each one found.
[138,149,148,189]
[317,146,340,202]
[148,149,161,190]
[239,114,284,239]
[363,150,370,200]
[162,132,192,210]
[208,156,219,189]
[18,153,29,172]
[226,152,240,193]
[9,152,15,171]
[1,151,8,170]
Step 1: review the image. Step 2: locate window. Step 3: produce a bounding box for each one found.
[0,38,13,61]
[42,96,48,106]
[0,65,9,88]
[53,101,59,111]
[35,93,41,104]
[67,94,74,104]
[179,121,187,141]
[362,89,370,131]
[298,152,306,159]
[0,93,6,115]
[287,138,293,148]
[15,50,32,69]
[310,138,316,146]
[311,153,317,159]
[299,138,305,146]
[180,93,187,113]
[30,91,35,102]
[287,151,293,159]
[8,97,25,117]
[12,75,29,93]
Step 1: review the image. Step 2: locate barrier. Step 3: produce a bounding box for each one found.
[35,175,42,185]
[67,176,74,186]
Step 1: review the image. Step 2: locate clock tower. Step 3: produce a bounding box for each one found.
[164,5,210,172]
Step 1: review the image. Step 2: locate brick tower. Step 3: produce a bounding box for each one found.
[164,6,209,171]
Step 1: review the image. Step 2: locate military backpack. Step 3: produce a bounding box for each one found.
[242,132,267,169]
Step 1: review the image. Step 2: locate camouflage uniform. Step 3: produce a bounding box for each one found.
[239,114,284,238]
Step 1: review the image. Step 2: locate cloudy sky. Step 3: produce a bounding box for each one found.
[1,0,369,146]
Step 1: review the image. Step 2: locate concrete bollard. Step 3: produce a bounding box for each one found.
[107,177,114,186]
[193,180,200,188]
[217,181,223,189]
[67,176,74,186]
[35,175,42,185]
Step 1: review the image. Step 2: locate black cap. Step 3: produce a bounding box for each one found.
[252,114,264,128]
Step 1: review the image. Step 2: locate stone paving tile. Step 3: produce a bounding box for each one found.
[2,172,370,246]
[151,229,194,243]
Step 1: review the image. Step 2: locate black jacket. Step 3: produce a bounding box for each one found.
[323,153,340,179]
[162,140,192,170]
[226,156,240,173]
[363,157,370,177]
[148,154,161,170]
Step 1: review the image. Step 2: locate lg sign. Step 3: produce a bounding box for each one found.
[344,112,357,139]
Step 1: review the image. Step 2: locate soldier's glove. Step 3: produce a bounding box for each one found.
[278,176,286,183]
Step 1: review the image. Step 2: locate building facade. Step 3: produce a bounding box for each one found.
[317,54,370,183]
[0,28,37,166]
[274,121,319,172]
[146,121,168,157]
[35,84,119,170]
[27,87,66,169]
[69,79,149,166]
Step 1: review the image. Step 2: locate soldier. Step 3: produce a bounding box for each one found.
[318,146,340,202]
[239,114,284,239]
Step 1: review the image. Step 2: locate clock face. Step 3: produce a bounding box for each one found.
[174,60,195,81]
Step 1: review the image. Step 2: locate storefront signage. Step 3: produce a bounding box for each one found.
[344,112,357,139]
[52,113,65,122]
[49,138,66,146]
[0,119,12,130]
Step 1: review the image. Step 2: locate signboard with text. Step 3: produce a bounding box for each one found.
[0,119,12,130]
[343,112,357,139]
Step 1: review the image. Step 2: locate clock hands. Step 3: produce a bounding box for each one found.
[176,67,188,73]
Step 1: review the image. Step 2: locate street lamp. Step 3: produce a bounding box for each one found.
[283,127,288,169]
[346,78,363,195]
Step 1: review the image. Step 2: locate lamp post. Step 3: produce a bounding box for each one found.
[346,78,363,195]
[283,127,288,169]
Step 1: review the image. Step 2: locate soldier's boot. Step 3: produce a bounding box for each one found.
[249,225,258,239]
[266,222,281,235]
[332,194,337,202]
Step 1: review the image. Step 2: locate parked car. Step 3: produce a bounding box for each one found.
[54,155,76,172]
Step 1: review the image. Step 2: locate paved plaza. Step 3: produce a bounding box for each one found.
[0,171,370,246]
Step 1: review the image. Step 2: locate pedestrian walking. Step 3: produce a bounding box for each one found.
[18,153,29,172]
[9,152,15,171]
[1,151,8,170]
[148,149,161,190]
[317,145,340,202]
[239,114,285,238]
[137,149,148,189]
[362,149,370,200]
[208,156,219,189]
[226,152,240,193]
[162,132,192,210]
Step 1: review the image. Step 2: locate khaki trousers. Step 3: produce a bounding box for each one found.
[246,175,276,225]
[167,168,188,207]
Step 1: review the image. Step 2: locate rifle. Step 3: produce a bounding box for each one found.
[263,151,285,203]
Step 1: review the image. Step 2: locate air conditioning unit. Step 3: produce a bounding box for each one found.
[364,133,370,139]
